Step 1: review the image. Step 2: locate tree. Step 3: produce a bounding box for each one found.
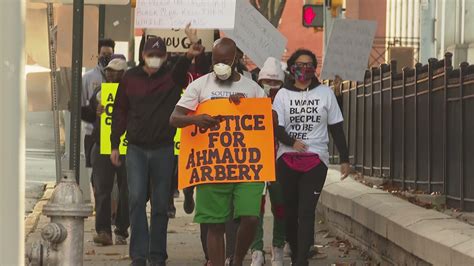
[250,0,287,28]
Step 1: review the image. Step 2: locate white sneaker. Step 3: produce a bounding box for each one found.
[271,246,284,266]
[283,242,291,257]
[251,250,265,266]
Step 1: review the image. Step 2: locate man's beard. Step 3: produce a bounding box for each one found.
[214,71,235,86]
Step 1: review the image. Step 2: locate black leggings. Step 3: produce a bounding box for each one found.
[277,158,328,266]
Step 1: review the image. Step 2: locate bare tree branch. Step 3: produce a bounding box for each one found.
[271,0,287,27]
[269,0,275,21]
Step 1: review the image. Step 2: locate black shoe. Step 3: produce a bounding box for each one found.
[168,209,176,219]
[130,259,146,266]
[173,190,180,198]
[183,192,195,214]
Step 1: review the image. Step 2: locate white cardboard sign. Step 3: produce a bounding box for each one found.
[145,29,215,53]
[321,19,377,82]
[135,0,236,29]
[222,0,287,68]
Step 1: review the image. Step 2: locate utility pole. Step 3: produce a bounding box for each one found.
[0,0,26,265]
[70,0,85,183]
[99,4,106,39]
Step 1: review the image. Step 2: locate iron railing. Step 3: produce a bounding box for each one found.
[328,52,474,211]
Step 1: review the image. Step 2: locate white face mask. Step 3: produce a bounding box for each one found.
[145,56,164,69]
[262,84,280,96]
[213,63,232,80]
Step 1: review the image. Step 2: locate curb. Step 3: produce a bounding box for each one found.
[319,169,474,266]
[24,182,55,240]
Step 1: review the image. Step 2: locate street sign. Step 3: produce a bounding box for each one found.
[302,4,324,28]
[30,0,129,4]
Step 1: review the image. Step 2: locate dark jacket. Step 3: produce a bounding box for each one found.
[111,56,192,150]
[81,88,101,144]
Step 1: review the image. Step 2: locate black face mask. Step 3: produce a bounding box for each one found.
[99,56,111,68]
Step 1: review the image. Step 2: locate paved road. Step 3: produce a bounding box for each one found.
[25,111,57,215]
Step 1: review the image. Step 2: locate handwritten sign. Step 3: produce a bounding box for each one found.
[178,98,275,189]
[145,29,215,53]
[321,19,377,82]
[135,0,236,29]
[100,83,128,155]
[222,0,287,68]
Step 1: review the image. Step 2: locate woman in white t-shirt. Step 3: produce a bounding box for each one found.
[272,49,351,266]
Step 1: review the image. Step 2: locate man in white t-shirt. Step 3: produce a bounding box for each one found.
[170,38,265,266]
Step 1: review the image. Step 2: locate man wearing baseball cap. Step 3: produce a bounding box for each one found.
[81,55,129,247]
[111,34,204,265]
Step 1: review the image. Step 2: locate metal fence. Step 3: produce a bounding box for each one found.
[369,36,420,67]
[327,52,474,211]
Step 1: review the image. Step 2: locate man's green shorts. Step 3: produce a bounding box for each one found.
[194,182,265,224]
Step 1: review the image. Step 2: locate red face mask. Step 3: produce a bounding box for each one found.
[291,65,315,82]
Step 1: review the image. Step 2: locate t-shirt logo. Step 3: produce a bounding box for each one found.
[210,91,248,99]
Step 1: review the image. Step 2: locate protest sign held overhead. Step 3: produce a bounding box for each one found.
[100,83,128,155]
[135,0,236,29]
[321,19,377,82]
[222,0,287,68]
[145,28,215,53]
[178,98,275,189]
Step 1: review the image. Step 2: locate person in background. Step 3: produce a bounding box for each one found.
[170,37,265,266]
[272,49,351,266]
[250,57,286,266]
[110,34,204,266]
[81,55,129,246]
[82,39,116,170]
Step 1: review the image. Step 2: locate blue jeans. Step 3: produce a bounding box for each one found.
[126,144,174,263]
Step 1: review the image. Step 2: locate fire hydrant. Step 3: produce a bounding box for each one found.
[28,170,93,266]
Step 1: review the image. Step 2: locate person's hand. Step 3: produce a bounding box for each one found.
[333,75,343,97]
[186,42,205,59]
[185,23,199,44]
[193,114,220,128]
[229,93,246,105]
[110,149,121,167]
[340,163,351,180]
[292,140,308,152]
[96,105,104,117]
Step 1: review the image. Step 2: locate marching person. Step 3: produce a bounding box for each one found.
[110,34,204,265]
[250,57,286,266]
[170,37,266,266]
[82,39,116,171]
[272,49,350,266]
[81,55,129,246]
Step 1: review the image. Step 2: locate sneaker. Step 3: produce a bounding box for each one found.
[115,234,127,245]
[271,247,284,266]
[283,242,291,257]
[251,250,265,266]
[224,256,233,266]
[168,208,176,219]
[307,245,317,259]
[93,231,113,246]
[173,190,180,198]
[183,192,195,214]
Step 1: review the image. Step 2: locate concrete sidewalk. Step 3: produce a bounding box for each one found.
[25,184,372,265]
[319,169,474,266]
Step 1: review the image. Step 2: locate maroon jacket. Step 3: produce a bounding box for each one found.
[111,56,191,150]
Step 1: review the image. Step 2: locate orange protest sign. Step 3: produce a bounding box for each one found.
[178,98,275,189]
